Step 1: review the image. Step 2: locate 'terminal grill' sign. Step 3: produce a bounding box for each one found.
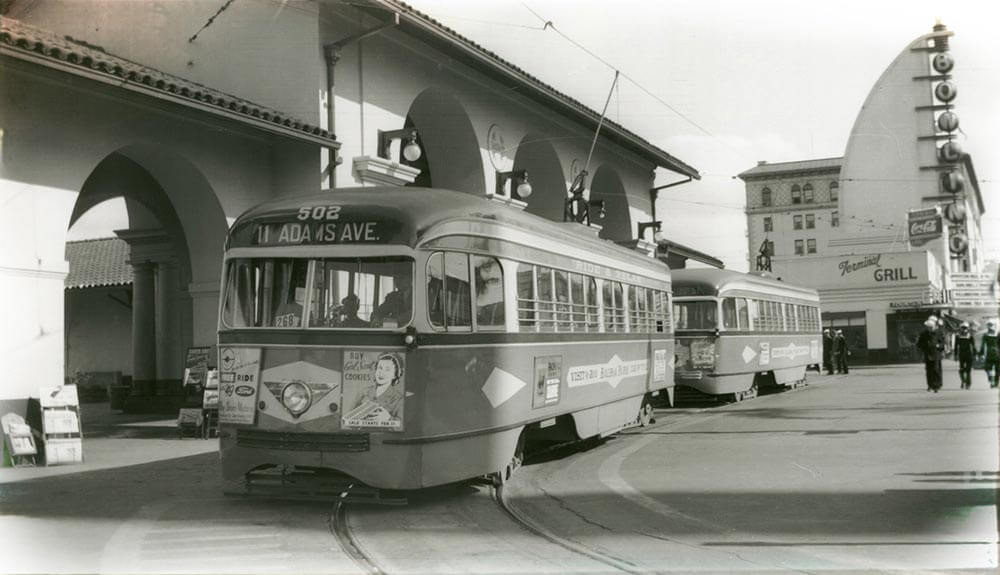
[908,207,942,247]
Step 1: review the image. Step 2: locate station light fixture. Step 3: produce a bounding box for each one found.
[638,220,665,243]
[496,169,532,199]
[377,128,422,162]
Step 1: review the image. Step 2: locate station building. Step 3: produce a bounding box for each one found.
[0,0,705,422]
[738,22,996,363]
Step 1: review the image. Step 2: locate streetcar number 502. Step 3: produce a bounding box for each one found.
[297,206,341,221]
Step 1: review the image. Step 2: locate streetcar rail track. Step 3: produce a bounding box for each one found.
[492,481,645,575]
[330,499,385,575]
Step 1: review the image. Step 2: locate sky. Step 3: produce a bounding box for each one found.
[68,0,1000,272]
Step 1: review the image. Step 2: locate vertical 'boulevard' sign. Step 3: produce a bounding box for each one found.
[907,207,942,247]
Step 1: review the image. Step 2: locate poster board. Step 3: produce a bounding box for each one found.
[183,347,212,387]
[218,347,261,425]
[39,385,82,466]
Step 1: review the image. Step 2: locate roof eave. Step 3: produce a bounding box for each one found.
[0,45,340,150]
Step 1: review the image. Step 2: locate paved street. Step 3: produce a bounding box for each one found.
[1,363,997,574]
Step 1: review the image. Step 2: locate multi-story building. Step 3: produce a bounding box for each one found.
[740,157,842,265]
[738,22,995,363]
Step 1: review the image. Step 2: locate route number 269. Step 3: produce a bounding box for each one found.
[297,205,341,221]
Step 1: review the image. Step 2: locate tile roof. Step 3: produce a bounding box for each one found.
[367,0,699,179]
[737,157,844,179]
[64,238,132,290]
[0,18,338,147]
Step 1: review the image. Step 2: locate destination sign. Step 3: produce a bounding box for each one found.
[228,203,407,248]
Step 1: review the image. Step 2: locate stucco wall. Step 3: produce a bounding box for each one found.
[326,12,658,238]
[64,287,133,376]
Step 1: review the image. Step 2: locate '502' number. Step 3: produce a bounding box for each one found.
[297,205,341,221]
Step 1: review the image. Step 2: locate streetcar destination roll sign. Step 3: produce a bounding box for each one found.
[229,203,406,247]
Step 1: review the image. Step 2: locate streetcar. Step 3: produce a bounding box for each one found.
[217,187,675,494]
[671,269,822,401]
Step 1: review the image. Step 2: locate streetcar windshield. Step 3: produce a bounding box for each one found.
[222,257,413,329]
[673,299,718,330]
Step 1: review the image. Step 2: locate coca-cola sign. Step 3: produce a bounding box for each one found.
[908,207,942,247]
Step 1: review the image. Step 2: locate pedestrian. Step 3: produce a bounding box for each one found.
[822,328,834,375]
[834,329,850,374]
[917,317,945,392]
[979,319,999,389]
[953,322,976,390]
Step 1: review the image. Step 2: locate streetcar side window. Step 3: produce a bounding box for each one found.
[722,297,738,330]
[570,273,585,331]
[785,303,796,331]
[536,266,555,332]
[445,252,472,329]
[586,277,599,331]
[427,253,445,328]
[737,298,749,330]
[554,270,571,331]
[604,281,625,333]
[426,252,471,330]
[472,255,505,330]
[517,265,536,330]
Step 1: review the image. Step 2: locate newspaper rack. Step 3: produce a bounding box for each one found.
[39,385,83,465]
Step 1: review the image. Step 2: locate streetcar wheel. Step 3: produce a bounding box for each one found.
[638,399,655,427]
[744,383,759,400]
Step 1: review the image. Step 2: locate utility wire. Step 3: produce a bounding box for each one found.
[520,2,735,151]
[189,0,237,43]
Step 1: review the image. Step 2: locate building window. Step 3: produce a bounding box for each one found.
[761,187,772,207]
[831,210,840,227]
[763,216,773,232]
[804,183,814,203]
[793,215,802,230]
[806,214,815,229]
[829,181,839,201]
[765,240,774,256]
[794,239,804,255]
[807,238,817,254]
[791,184,802,204]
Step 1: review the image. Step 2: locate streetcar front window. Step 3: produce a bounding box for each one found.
[221,257,413,329]
[311,257,413,329]
[222,258,309,328]
[673,299,718,330]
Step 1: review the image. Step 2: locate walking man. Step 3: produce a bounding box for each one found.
[834,329,850,374]
[917,317,945,392]
[822,328,834,375]
[953,322,976,389]
[979,319,999,389]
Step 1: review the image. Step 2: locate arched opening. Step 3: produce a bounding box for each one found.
[402,88,484,195]
[512,133,565,221]
[590,166,631,242]
[66,146,227,412]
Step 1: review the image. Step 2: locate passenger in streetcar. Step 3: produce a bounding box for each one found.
[953,322,976,390]
[371,273,413,327]
[334,294,368,328]
[979,319,999,389]
[917,317,945,392]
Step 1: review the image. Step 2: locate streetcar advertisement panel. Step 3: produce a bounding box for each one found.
[219,347,261,425]
[341,350,405,431]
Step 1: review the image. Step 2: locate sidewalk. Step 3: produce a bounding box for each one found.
[0,402,217,483]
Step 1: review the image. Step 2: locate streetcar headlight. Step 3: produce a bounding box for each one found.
[281,381,312,416]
